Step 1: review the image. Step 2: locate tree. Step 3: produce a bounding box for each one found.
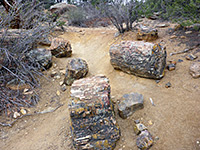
[99,0,143,33]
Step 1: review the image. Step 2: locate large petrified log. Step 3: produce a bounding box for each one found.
[110,41,167,79]
[69,75,121,150]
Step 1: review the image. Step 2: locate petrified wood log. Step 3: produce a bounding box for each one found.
[110,41,167,79]
[69,75,120,150]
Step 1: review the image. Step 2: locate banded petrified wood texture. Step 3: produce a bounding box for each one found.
[69,75,120,150]
[110,41,167,79]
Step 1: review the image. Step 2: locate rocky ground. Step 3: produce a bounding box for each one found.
[0,19,200,150]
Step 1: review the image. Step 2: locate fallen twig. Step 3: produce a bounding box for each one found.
[0,104,64,127]
[170,44,200,56]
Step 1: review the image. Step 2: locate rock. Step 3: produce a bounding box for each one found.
[153,12,161,16]
[136,26,158,41]
[61,84,67,92]
[134,122,147,135]
[186,54,198,61]
[38,36,51,46]
[64,58,88,86]
[178,59,183,63]
[110,41,167,79]
[148,15,158,20]
[185,31,192,34]
[180,36,186,39]
[48,38,72,58]
[13,112,20,119]
[56,90,60,96]
[189,62,200,78]
[26,48,52,70]
[165,82,171,88]
[167,61,176,71]
[51,71,57,77]
[118,93,144,119]
[69,75,121,150]
[20,109,27,115]
[170,35,177,39]
[50,3,77,15]
[156,23,169,28]
[148,120,153,126]
[136,130,153,150]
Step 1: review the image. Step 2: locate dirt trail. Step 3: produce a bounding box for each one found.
[1,25,200,150]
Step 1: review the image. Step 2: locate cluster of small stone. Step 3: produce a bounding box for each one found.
[134,120,154,150]
[110,41,167,79]
[69,75,121,150]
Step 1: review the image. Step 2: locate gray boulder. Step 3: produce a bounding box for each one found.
[69,75,121,150]
[64,58,88,86]
[26,48,52,69]
[136,25,158,41]
[118,93,144,119]
[110,41,167,79]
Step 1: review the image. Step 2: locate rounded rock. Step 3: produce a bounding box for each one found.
[64,58,89,86]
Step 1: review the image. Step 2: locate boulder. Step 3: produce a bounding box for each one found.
[110,41,167,79]
[69,75,121,150]
[136,130,154,150]
[48,38,72,58]
[189,62,200,78]
[50,3,77,15]
[26,48,52,69]
[137,25,158,41]
[118,93,144,119]
[64,58,88,86]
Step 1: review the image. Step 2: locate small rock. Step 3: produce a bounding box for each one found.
[53,64,57,68]
[55,75,61,79]
[186,54,198,61]
[189,62,200,78]
[61,84,66,92]
[180,36,186,39]
[134,123,147,135]
[51,71,57,77]
[118,93,144,119]
[170,35,177,39]
[148,15,158,20]
[13,112,20,119]
[20,109,27,115]
[165,82,171,88]
[136,26,158,41]
[23,88,29,93]
[155,136,159,141]
[148,120,153,126]
[136,130,153,150]
[59,81,64,86]
[156,23,169,28]
[167,61,176,71]
[59,69,66,75]
[114,32,120,37]
[185,31,192,34]
[178,59,183,63]
[56,90,60,96]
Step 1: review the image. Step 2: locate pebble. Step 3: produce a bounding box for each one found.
[180,36,186,39]
[167,61,176,71]
[185,31,192,34]
[186,54,198,61]
[165,82,171,88]
[170,35,177,39]
[55,75,61,79]
[178,59,183,63]
[60,70,66,75]
[13,112,20,119]
[53,64,57,68]
[51,71,57,77]
[20,109,27,115]
[148,120,153,126]
[61,84,67,92]
[56,90,60,96]
[59,81,64,86]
